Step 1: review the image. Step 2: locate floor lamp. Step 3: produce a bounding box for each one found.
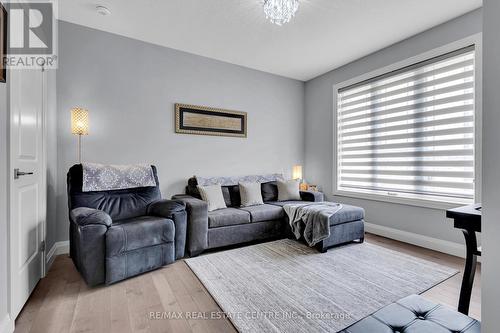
[70,107,89,163]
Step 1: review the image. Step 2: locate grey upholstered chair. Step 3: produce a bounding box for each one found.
[67,164,187,286]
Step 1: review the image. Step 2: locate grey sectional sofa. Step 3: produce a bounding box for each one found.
[173,176,365,256]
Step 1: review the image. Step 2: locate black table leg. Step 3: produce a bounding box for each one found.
[458,229,478,315]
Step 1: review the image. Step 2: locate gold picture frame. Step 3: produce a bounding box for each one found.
[0,3,7,83]
[175,103,247,138]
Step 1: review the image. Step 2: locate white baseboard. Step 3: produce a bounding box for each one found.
[46,240,69,272]
[0,314,14,333]
[365,222,472,259]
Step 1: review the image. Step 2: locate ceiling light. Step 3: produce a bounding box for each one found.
[96,5,111,16]
[263,0,299,26]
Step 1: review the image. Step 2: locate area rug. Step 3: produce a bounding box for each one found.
[185,239,458,333]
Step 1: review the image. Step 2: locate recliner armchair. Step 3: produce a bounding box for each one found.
[67,164,187,286]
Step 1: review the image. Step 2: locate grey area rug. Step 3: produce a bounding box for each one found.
[185,239,458,333]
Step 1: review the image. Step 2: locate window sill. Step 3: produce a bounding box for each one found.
[332,189,472,210]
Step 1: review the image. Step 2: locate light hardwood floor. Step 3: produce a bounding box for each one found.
[14,233,481,333]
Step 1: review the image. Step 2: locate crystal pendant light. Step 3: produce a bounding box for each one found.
[263,0,299,26]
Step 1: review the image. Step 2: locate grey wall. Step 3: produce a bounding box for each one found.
[54,21,305,245]
[304,9,482,245]
[481,0,500,330]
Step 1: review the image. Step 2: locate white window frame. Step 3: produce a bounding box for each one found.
[333,34,482,210]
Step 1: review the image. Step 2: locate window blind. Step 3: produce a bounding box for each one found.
[337,45,475,202]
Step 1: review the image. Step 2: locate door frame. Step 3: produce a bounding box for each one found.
[7,67,48,321]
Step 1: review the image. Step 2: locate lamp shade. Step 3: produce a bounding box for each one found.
[71,107,89,135]
[292,165,303,180]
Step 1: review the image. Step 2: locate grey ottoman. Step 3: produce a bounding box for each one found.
[341,294,480,333]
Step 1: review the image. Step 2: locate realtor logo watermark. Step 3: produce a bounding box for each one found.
[149,310,352,321]
[3,0,58,69]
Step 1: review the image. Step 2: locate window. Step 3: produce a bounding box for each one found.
[336,45,476,205]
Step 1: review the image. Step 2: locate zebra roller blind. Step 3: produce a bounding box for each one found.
[336,45,475,202]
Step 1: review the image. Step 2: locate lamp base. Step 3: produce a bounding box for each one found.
[78,134,82,163]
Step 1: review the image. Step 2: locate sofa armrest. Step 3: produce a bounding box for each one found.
[172,194,208,257]
[147,199,187,259]
[70,207,112,227]
[300,191,324,202]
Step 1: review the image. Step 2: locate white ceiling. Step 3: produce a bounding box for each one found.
[59,0,482,81]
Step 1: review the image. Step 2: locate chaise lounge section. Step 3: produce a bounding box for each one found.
[315,204,365,252]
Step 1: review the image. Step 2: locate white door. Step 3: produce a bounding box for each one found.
[9,68,46,319]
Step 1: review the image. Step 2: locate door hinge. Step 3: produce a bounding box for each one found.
[40,240,46,252]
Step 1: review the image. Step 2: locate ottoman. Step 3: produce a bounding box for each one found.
[316,204,365,252]
[341,294,480,333]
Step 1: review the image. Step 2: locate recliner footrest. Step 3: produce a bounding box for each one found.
[105,242,174,284]
[105,217,176,284]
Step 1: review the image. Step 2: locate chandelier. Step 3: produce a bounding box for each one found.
[263,0,300,26]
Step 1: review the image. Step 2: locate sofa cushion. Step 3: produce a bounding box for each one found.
[266,200,306,207]
[106,216,174,257]
[239,204,285,222]
[261,181,278,202]
[330,204,365,226]
[208,208,251,228]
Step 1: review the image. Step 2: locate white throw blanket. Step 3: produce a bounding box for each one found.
[82,163,156,192]
[283,202,343,247]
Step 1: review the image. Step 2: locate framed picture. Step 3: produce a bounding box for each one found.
[175,103,247,138]
[0,3,6,83]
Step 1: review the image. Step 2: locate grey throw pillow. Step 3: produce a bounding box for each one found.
[239,182,264,207]
[261,181,278,202]
[277,179,301,201]
[197,184,227,211]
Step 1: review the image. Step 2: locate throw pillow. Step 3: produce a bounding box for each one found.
[228,185,241,207]
[239,182,264,207]
[221,186,232,207]
[277,179,301,201]
[197,184,227,211]
[261,181,278,202]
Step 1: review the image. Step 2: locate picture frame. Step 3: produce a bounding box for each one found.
[175,103,247,138]
[0,3,7,83]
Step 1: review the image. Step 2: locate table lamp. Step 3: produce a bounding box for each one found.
[292,165,308,190]
[70,107,89,163]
